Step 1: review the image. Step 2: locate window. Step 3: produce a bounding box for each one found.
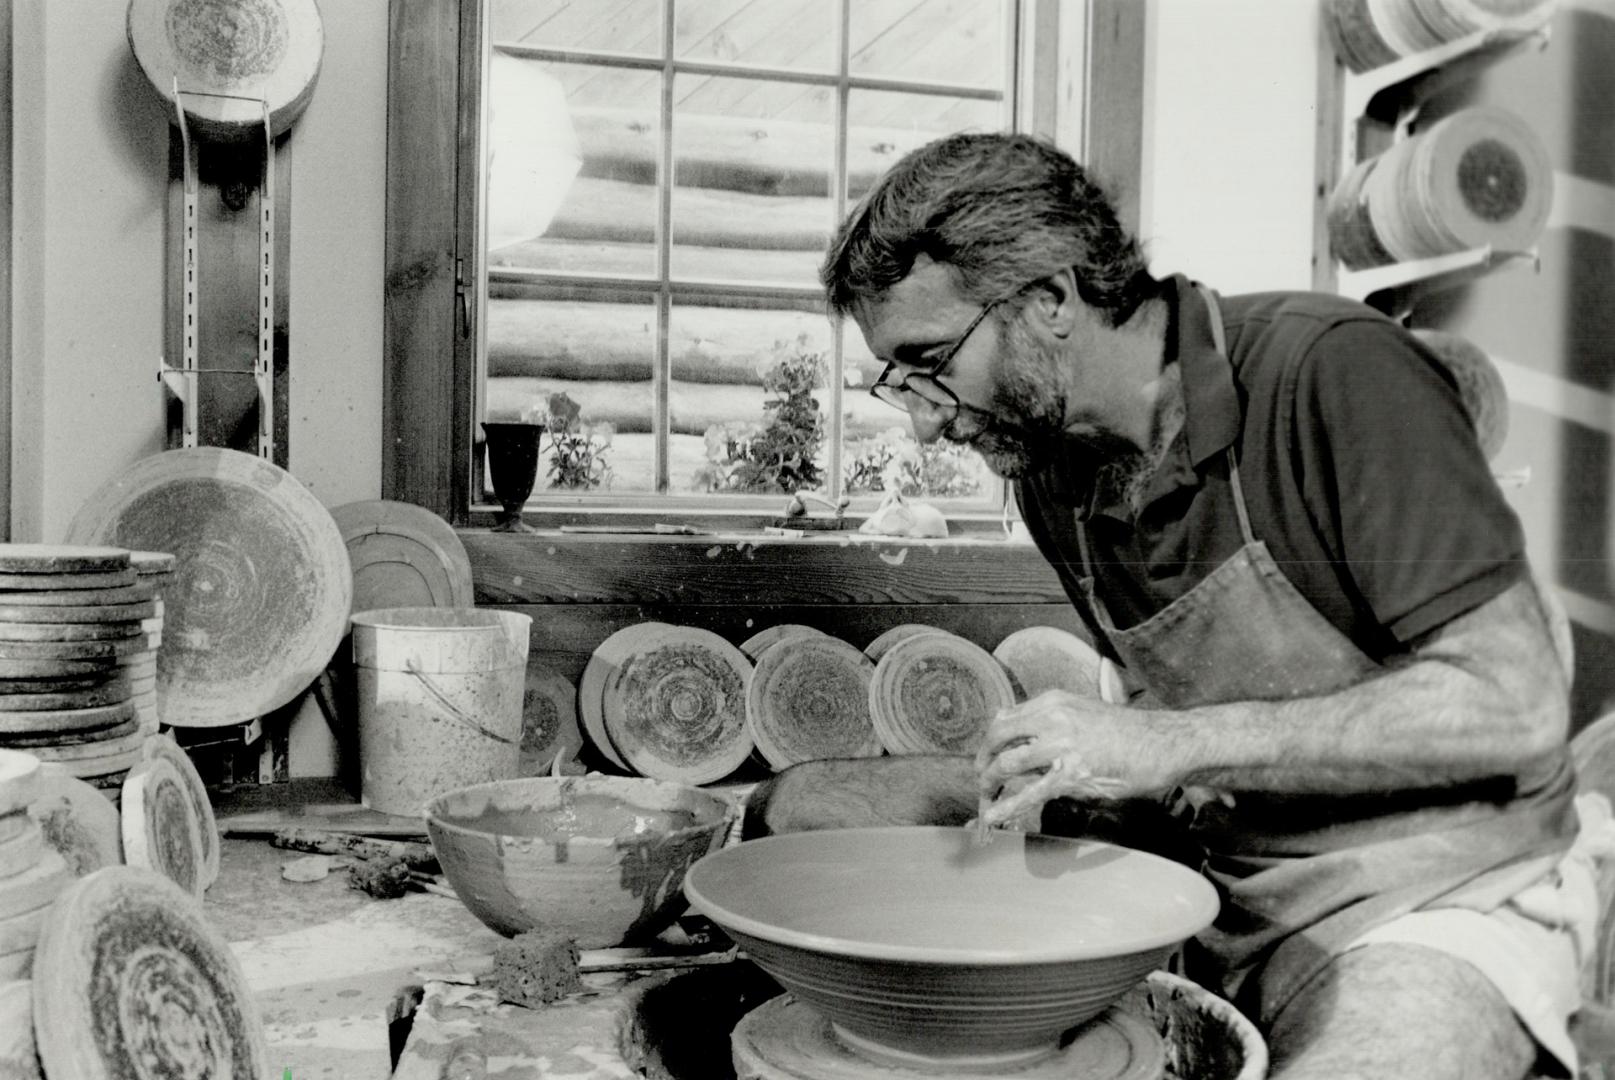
[384,0,1141,526]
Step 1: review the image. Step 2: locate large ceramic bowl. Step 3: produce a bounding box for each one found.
[426,776,735,947]
[684,826,1219,1071]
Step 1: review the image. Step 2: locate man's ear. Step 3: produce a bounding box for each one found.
[1024,267,1082,340]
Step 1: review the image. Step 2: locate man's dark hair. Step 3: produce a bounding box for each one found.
[820,132,1152,325]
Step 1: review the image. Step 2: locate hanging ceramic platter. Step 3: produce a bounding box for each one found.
[65,448,353,728]
[126,0,325,141]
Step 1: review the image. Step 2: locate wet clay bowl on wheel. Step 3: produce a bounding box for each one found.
[425,776,735,947]
[684,826,1220,1073]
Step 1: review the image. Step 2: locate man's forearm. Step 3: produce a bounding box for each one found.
[1146,580,1568,796]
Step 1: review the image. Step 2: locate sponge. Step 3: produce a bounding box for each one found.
[489,929,583,1008]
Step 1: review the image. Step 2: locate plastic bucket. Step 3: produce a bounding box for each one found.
[351,606,532,816]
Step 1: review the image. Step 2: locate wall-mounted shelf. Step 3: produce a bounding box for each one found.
[1338,244,1538,315]
[1316,15,1554,302]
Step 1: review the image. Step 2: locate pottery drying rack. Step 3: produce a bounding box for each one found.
[158,80,276,462]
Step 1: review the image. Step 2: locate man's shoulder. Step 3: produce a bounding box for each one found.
[1218,289,1412,385]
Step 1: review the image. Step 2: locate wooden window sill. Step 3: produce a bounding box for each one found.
[458,527,1068,607]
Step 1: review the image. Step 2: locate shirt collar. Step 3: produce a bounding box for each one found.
[1084,274,1241,522]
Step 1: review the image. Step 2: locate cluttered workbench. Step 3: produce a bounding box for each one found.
[209,779,760,1080]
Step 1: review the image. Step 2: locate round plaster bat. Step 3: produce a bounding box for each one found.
[862,623,936,663]
[601,626,755,785]
[140,735,219,890]
[0,546,131,576]
[746,635,881,770]
[517,661,584,779]
[0,569,138,592]
[28,770,124,878]
[1411,329,1510,461]
[0,699,139,737]
[993,626,1106,702]
[579,622,674,770]
[738,623,828,662]
[120,758,205,900]
[31,865,271,1080]
[868,631,1017,755]
[0,619,146,644]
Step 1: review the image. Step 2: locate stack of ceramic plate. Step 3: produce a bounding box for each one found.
[127,550,176,737]
[0,750,74,980]
[0,546,152,794]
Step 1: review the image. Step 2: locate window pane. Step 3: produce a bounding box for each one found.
[849,0,1006,87]
[673,0,835,72]
[671,74,833,290]
[847,89,1005,202]
[485,293,656,494]
[840,330,994,501]
[671,301,833,495]
[488,57,660,278]
[491,0,663,58]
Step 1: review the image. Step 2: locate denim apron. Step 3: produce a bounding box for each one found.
[1070,287,1576,1027]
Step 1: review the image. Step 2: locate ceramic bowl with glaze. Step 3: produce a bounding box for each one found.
[684,826,1219,1072]
[426,776,735,947]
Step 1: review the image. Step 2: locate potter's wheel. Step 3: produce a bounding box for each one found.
[732,994,1166,1080]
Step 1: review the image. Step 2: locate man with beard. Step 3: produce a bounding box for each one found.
[743,133,1597,1080]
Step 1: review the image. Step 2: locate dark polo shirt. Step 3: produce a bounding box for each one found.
[1015,275,1526,663]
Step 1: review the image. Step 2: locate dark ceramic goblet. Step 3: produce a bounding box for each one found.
[482,421,545,532]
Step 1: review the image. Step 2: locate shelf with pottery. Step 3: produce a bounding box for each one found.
[1318,16,1555,306]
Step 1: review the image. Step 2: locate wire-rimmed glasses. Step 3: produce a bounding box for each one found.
[868,302,999,416]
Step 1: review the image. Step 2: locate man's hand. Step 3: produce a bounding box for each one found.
[973,690,1169,829]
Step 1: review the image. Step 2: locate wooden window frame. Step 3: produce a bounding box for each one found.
[383,0,1145,533]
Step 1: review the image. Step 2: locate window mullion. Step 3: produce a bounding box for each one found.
[654,0,676,496]
[825,0,854,504]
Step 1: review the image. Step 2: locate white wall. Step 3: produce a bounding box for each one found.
[1140,0,1323,292]
[9,0,387,542]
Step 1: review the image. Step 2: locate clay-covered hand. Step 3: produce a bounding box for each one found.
[973,690,1167,829]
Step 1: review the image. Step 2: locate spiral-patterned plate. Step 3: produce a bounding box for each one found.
[120,758,205,900]
[141,735,219,890]
[66,448,352,728]
[32,865,270,1080]
[601,626,754,785]
[747,635,880,771]
[869,631,1016,755]
[127,0,324,140]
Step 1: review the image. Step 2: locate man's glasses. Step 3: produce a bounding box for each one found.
[869,302,999,415]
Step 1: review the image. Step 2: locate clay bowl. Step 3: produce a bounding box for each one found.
[426,776,735,947]
[684,826,1219,1072]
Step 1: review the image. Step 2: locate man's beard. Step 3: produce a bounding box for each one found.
[940,320,1068,479]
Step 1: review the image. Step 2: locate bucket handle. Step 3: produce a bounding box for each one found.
[402,660,519,747]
